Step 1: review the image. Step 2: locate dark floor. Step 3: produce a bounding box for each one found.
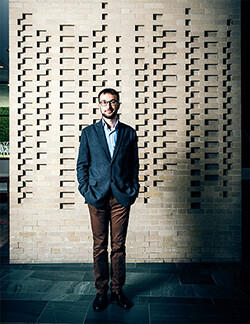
[0,240,249,324]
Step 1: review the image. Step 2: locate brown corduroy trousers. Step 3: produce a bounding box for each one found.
[88,194,130,294]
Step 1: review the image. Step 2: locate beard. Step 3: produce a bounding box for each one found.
[101,108,118,119]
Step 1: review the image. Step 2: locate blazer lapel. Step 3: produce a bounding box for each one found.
[111,122,125,163]
[94,120,111,161]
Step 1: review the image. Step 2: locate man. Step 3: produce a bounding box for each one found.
[77,88,139,312]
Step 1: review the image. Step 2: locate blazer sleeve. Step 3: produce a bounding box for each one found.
[76,129,90,196]
[132,130,140,194]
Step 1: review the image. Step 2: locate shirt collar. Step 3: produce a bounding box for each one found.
[102,118,119,131]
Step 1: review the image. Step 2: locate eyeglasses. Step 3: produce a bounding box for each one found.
[99,99,118,107]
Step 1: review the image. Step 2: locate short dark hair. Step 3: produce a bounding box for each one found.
[98,88,120,103]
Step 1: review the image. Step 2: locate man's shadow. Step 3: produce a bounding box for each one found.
[123,269,178,299]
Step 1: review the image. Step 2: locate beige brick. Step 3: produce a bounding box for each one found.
[9,0,241,263]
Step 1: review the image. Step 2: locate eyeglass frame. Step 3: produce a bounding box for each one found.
[99,99,119,107]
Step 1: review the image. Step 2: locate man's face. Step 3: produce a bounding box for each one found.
[98,92,120,120]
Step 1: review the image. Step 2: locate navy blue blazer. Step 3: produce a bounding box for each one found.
[77,120,139,208]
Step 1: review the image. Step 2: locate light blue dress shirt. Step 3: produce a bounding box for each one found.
[102,119,119,158]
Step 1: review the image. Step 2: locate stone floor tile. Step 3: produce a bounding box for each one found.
[85,301,149,324]
[0,300,48,323]
[149,302,242,323]
[37,300,90,323]
[178,272,216,285]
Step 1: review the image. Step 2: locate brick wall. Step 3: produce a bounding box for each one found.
[9,0,241,263]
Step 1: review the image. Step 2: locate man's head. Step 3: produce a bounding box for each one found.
[98,88,120,120]
[98,88,120,103]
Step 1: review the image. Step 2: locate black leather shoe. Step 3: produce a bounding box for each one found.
[111,291,132,310]
[93,292,108,312]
